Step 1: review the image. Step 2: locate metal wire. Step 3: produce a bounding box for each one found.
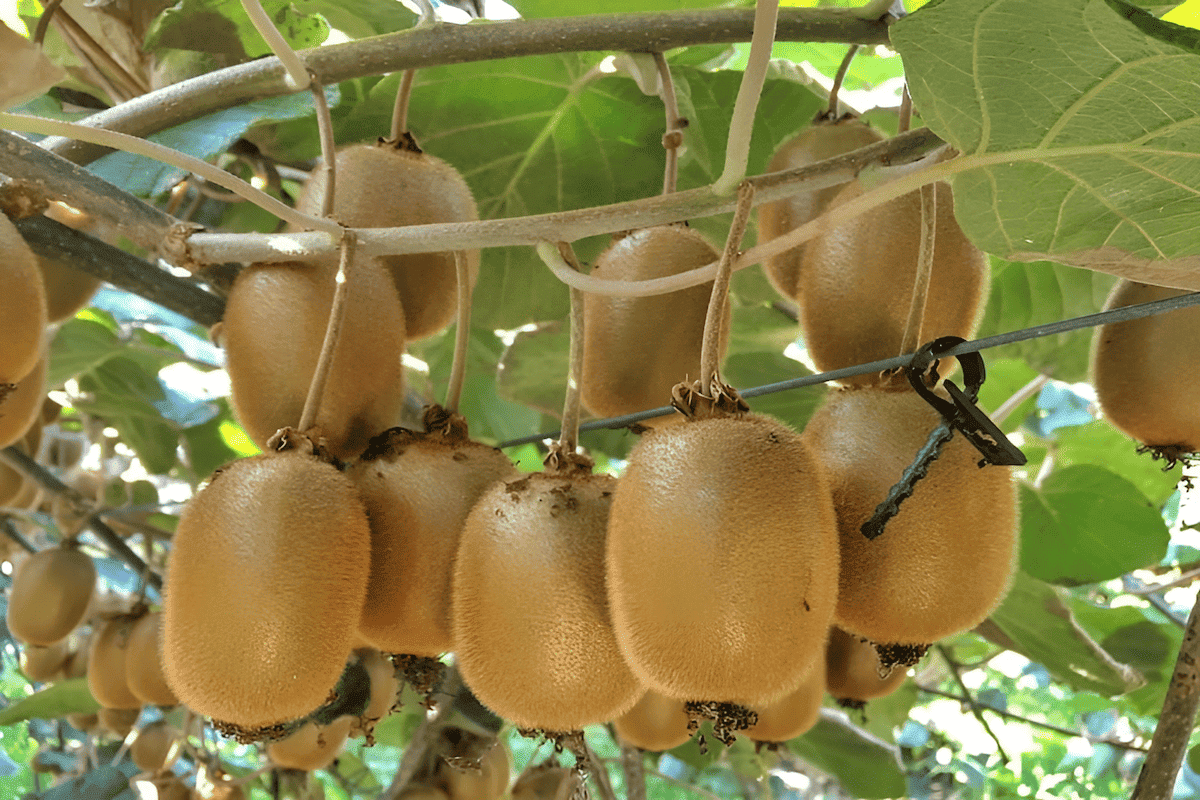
[496,289,1200,449]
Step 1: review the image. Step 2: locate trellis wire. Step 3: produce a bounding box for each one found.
[497,289,1200,449]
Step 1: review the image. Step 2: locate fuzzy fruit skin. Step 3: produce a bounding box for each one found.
[510,768,582,800]
[802,386,1018,645]
[98,706,140,738]
[742,654,825,743]
[799,181,988,386]
[20,641,69,682]
[297,142,479,340]
[131,719,178,773]
[757,119,885,301]
[125,612,178,707]
[824,627,907,703]
[163,450,372,728]
[1092,281,1200,453]
[0,420,43,506]
[350,435,516,656]
[223,258,406,461]
[0,212,47,384]
[37,202,103,322]
[6,545,96,646]
[267,716,353,771]
[89,616,143,710]
[438,741,511,800]
[0,348,47,448]
[607,413,840,705]
[581,225,727,423]
[452,470,642,730]
[349,648,399,738]
[613,689,693,752]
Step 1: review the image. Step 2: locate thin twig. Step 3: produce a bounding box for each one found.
[1130,566,1200,596]
[33,0,63,47]
[391,70,418,141]
[47,5,147,99]
[620,740,646,800]
[698,181,755,391]
[382,668,463,800]
[556,242,587,457]
[652,52,683,196]
[936,645,1011,764]
[241,0,310,90]
[444,251,472,413]
[310,81,337,219]
[896,182,936,359]
[898,84,913,134]
[583,740,618,800]
[826,44,859,118]
[990,374,1050,426]
[297,230,356,434]
[1,518,36,554]
[1131,587,1200,799]
[713,0,780,196]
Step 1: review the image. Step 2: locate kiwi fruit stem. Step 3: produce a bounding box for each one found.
[894,182,937,363]
[392,69,418,142]
[899,85,913,134]
[297,230,356,435]
[651,52,682,196]
[826,45,860,118]
[311,83,338,220]
[444,250,472,413]
[554,242,587,459]
[698,181,755,392]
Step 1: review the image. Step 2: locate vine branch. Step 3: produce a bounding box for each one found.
[936,644,1011,764]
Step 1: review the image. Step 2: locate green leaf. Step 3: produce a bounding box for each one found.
[787,712,907,798]
[146,0,329,58]
[891,0,1200,284]
[295,0,417,38]
[1071,599,1181,715]
[0,678,99,726]
[974,358,1041,435]
[182,402,252,480]
[34,764,136,800]
[1051,421,1181,506]
[48,317,122,388]
[725,351,825,431]
[506,0,729,16]
[76,355,180,474]
[986,570,1144,695]
[975,259,1115,381]
[496,322,570,416]
[1019,465,1170,584]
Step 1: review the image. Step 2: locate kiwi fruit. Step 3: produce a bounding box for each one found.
[581,225,727,423]
[130,719,178,773]
[266,716,354,771]
[162,442,372,731]
[825,627,907,706]
[66,712,99,733]
[510,766,582,800]
[757,117,885,301]
[20,641,70,682]
[399,786,451,800]
[607,406,840,705]
[451,461,642,731]
[0,212,47,387]
[348,647,399,739]
[437,739,511,800]
[88,615,144,710]
[801,385,1018,647]
[98,705,140,738]
[0,347,47,448]
[350,412,517,657]
[742,657,825,744]
[1092,281,1200,461]
[798,181,988,386]
[296,140,480,341]
[222,257,406,460]
[613,689,693,752]
[36,202,104,322]
[6,542,96,646]
[125,611,179,707]
[0,418,43,507]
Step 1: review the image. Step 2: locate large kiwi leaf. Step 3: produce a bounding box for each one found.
[0,679,100,726]
[786,711,907,799]
[892,0,1200,287]
[1071,600,1182,717]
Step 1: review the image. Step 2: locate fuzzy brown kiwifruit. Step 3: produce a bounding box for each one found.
[0,417,43,507]
[349,411,517,657]
[509,766,582,800]
[98,706,140,738]
[798,181,988,386]
[1091,280,1200,463]
[0,212,47,387]
[36,202,104,322]
[347,648,399,740]
[581,225,727,424]
[0,347,47,448]
[296,140,479,340]
[607,398,840,705]
[742,655,825,744]
[436,738,511,800]
[222,257,406,460]
[801,385,1018,646]
[19,641,70,682]
[451,456,642,731]
[825,627,908,706]
[6,542,96,646]
[162,441,372,731]
[757,117,885,301]
[266,716,354,772]
[130,719,179,773]
[124,611,178,707]
[613,689,693,752]
[89,615,143,710]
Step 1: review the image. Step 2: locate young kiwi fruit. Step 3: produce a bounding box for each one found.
[606,388,840,706]
[295,139,480,341]
[613,689,693,752]
[757,117,885,301]
[222,257,406,461]
[266,716,354,772]
[130,720,179,773]
[19,641,70,682]
[451,450,642,731]
[510,766,582,800]
[124,611,179,707]
[1091,281,1200,462]
[0,212,47,388]
[88,614,144,710]
[801,385,1018,651]
[6,542,96,646]
[825,627,908,707]
[36,202,104,322]
[348,648,399,740]
[436,738,511,800]
[798,181,988,386]
[349,409,517,657]
[742,655,826,744]
[0,417,43,507]
[98,706,140,738]
[0,348,47,448]
[162,435,372,734]
[581,225,727,423]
